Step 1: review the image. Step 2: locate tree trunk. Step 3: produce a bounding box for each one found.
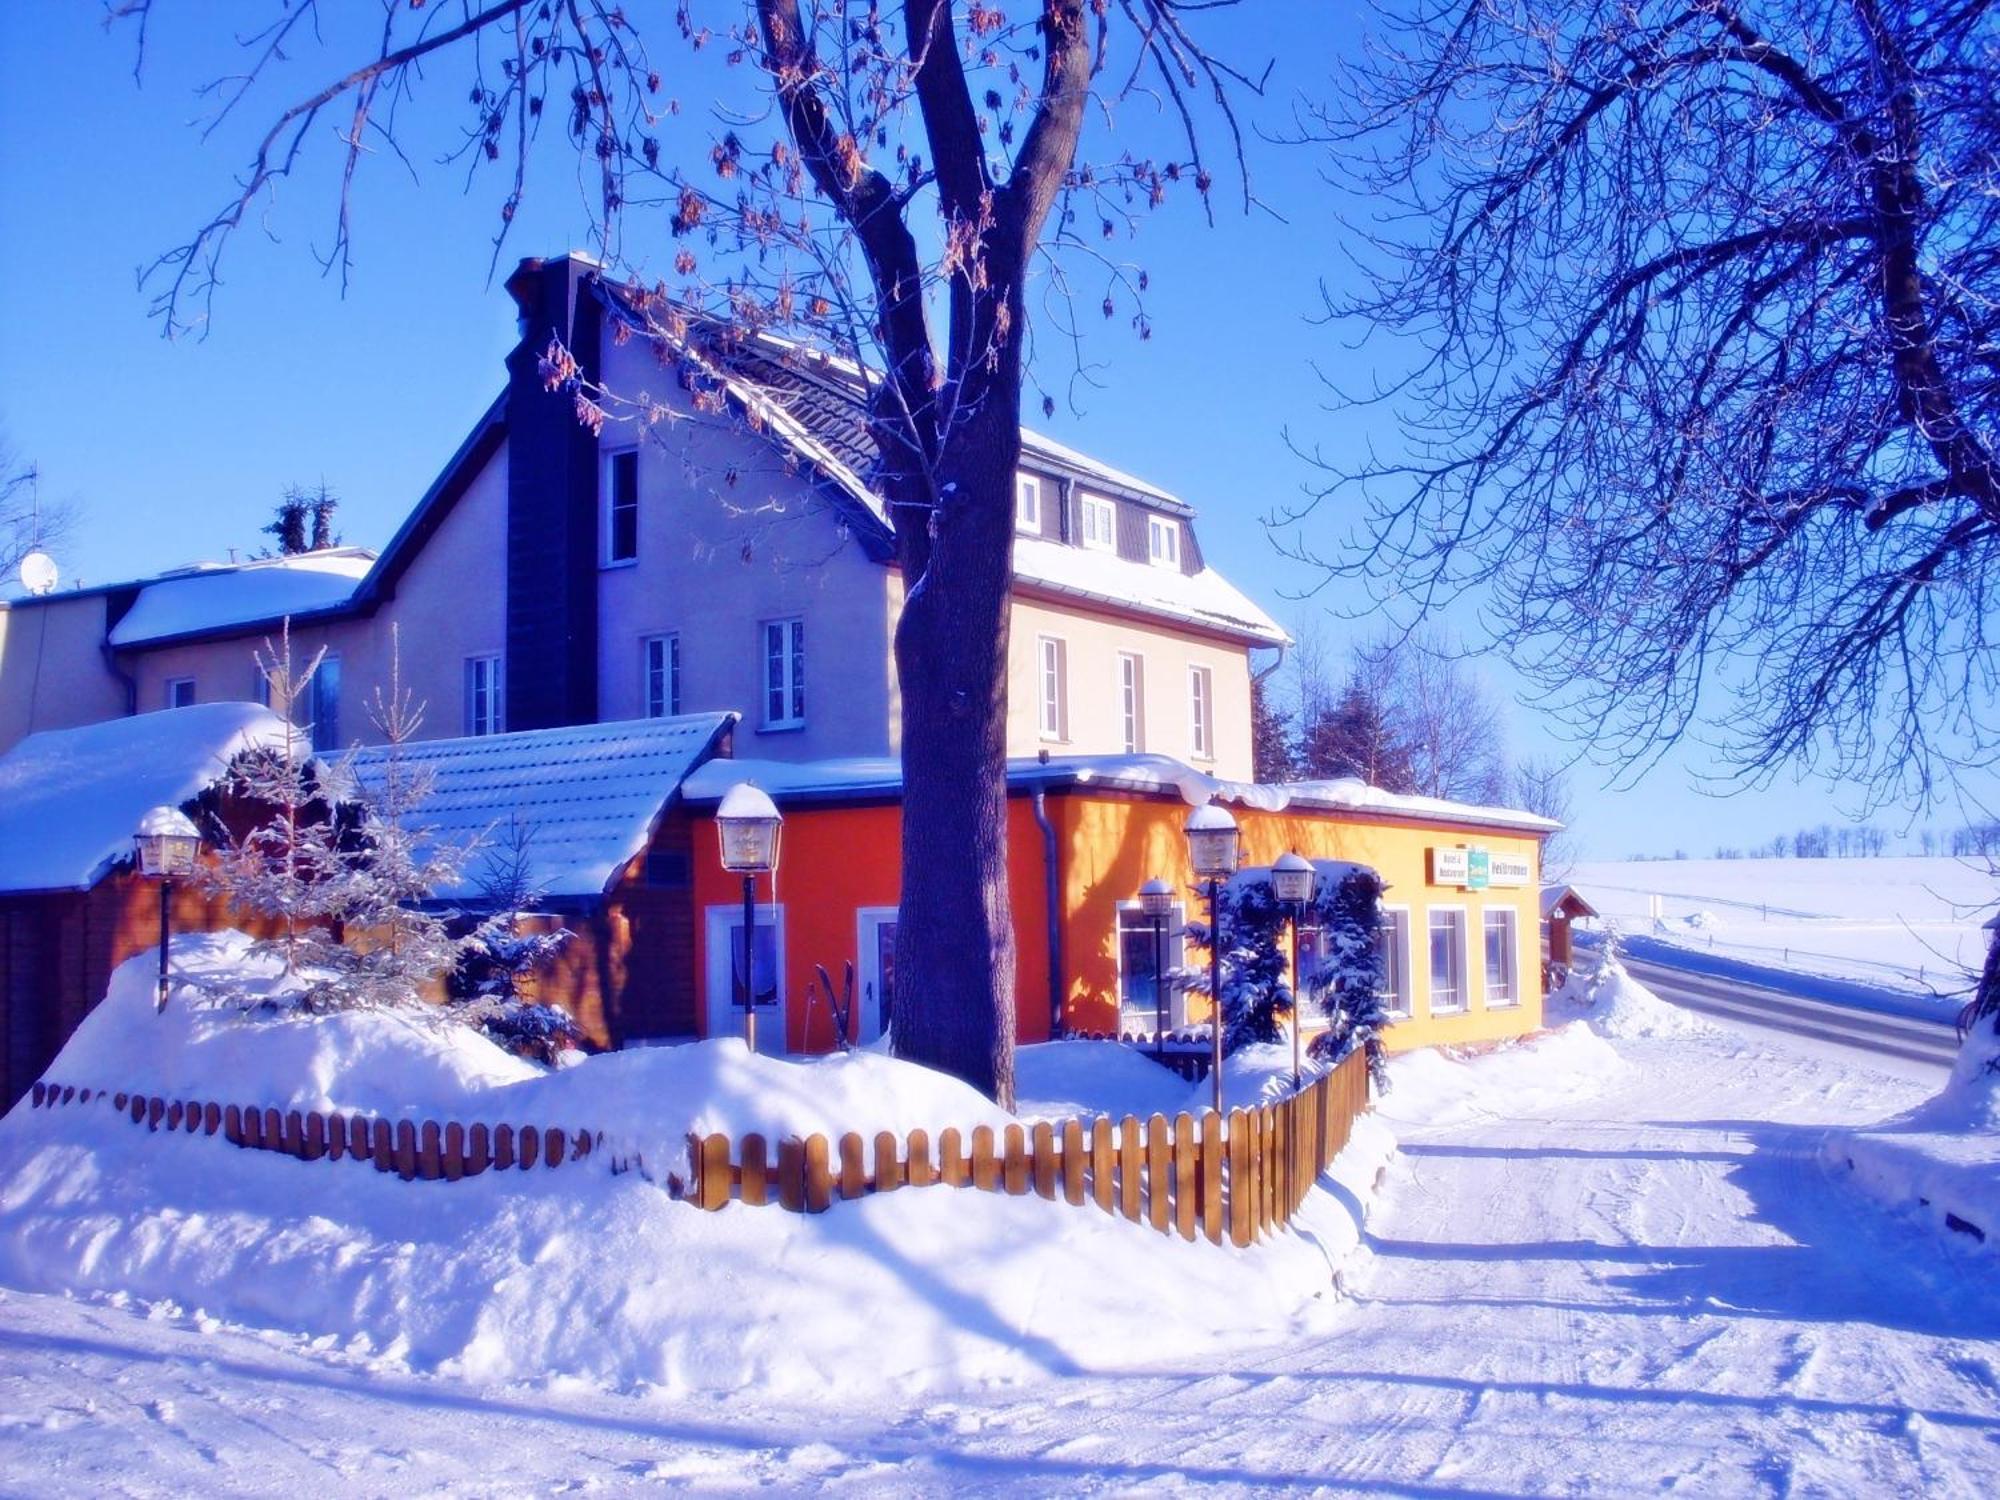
[888,417,1021,1110]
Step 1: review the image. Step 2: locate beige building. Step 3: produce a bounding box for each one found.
[0,254,1285,768]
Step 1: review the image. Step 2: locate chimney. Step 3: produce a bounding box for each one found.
[502,254,604,732]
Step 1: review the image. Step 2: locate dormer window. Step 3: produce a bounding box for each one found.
[1147,514,1182,569]
[1015,473,1043,531]
[1079,493,1116,552]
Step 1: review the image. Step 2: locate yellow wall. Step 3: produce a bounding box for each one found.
[1056,794,1543,1052]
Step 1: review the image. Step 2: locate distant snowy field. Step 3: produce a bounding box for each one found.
[1571,855,1994,997]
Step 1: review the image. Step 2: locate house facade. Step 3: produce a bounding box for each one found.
[0,254,1282,778]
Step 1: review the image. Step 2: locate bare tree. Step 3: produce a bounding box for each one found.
[1287,0,1999,809]
[114,2,1261,1106]
[1360,630,1508,805]
[1514,757,1576,878]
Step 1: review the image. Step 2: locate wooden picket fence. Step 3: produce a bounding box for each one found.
[24,1080,603,1182]
[26,1047,1372,1247]
[685,1048,1370,1246]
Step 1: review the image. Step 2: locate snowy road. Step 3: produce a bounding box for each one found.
[4,1033,1998,1496]
[1620,952,1959,1084]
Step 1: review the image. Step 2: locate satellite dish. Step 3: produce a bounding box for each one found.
[19,551,58,596]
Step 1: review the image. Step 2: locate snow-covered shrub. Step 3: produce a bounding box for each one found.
[467,998,588,1066]
[1188,865,1390,1085]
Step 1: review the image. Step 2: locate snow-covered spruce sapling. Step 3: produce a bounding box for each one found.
[200,622,351,985]
[1305,867,1392,1089]
[449,812,583,1062]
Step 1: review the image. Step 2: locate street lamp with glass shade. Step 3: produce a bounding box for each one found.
[133,806,202,1013]
[715,783,783,1052]
[1270,851,1316,1091]
[1138,877,1176,1055]
[1183,802,1240,1115]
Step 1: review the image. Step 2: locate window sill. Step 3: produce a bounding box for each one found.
[757,721,806,735]
[600,557,639,571]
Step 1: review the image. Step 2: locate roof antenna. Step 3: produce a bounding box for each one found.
[16,464,59,596]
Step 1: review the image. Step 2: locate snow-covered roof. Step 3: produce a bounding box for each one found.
[107,549,377,649]
[681,751,1558,835]
[1541,884,1599,919]
[344,713,736,902]
[0,703,290,894]
[1011,537,1288,646]
[1019,427,1186,511]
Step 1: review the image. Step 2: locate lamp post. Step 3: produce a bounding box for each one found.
[133,806,202,1014]
[1184,803,1240,1117]
[1139,877,1175,1059]
[1271,851,1315,1091]
[715,783,783,1053]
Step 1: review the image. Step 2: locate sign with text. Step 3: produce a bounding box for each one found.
[1430,847,1532,890]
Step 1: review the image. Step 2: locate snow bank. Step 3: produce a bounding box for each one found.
[0,941,1403,1396]
[1548,952,1718,1041]
[1378,1025,1628,1130]
[53,933,543,1118]
[1013,1039,1191,1123]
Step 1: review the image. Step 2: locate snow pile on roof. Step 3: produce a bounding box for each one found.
[1012,535,1288,645]
[345,714,735,901]
[0,703,290,894]
[1282,777,1561,834]
[0,941,1398,1396]
[107,549,375,648]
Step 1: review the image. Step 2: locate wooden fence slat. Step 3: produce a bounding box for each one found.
[1031,1122,1057,1201]
[417,1121,442,1180]
[147,1097,165,1131]
[468,1122,491,1176]
[939,1128,968,1187]
[545,1126,566,1169]
[393,1120,418,1180]
[778,1137,806,1211]
[1002,1125,1028,1196]
[328,1114,348,1161]
[1091,1119,1115,1214]
[1228,1108,1253,1247]
[804,1135,832,1213]
[29,1084,43,1108]
[875,1131,903,1193]
[1118,1116,1142,1223]
[741,1133,769,1205]
[345,1112,367,1165]
[368,1118,390,1172]
[1192,1120,1224,1248]
[519,1125,540,1171]
[907,1129,935,1188]
[839,1133,867,1199]
[1173,1114,1198,1242]
[971,1126,998,1191]
[280,1109,302,1158]
[224,1102,243,1145]
[165,1101,183,1132]
[1146,1114,1171,1233]
[62,1085,77,1105]
[443,1122,465,1181]
[1060,1120,1087,1206]
[304,1111,326,1161]
[700,1134,732,1210]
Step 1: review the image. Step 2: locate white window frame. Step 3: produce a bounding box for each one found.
[1428,905,1468,1016]
[464,654,504,737]
[643,632,681,719]
[1188,664,1214,762]
[1115,899,1187,1031]
[1015,473,1043,531]
[1038,635,1068,742]
[1118,652,1145,754]
[1079,492,1117,552]
[1147,514,1182,569]
[762,617,805,730]
[602,446,640,567]
[1379,905,1412,1019]
[165,677,196,710]
[1484,908,1521,1008]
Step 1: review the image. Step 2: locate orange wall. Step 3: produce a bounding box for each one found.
[688,799,1056,1052]
[689,789,1542,1058]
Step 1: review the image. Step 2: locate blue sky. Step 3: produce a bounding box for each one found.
[1,1,1987,858]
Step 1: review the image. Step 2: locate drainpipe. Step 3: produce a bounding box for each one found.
[1031,750,1065,1037]
[100,641,137,718]
[1251,642,1286,691]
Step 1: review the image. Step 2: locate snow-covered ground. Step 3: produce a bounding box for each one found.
[3,952,1997,1493]
[1572,855,1993,1000]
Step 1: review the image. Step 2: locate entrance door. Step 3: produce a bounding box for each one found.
[855,907,897,1045]
[704,903,785,1054]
